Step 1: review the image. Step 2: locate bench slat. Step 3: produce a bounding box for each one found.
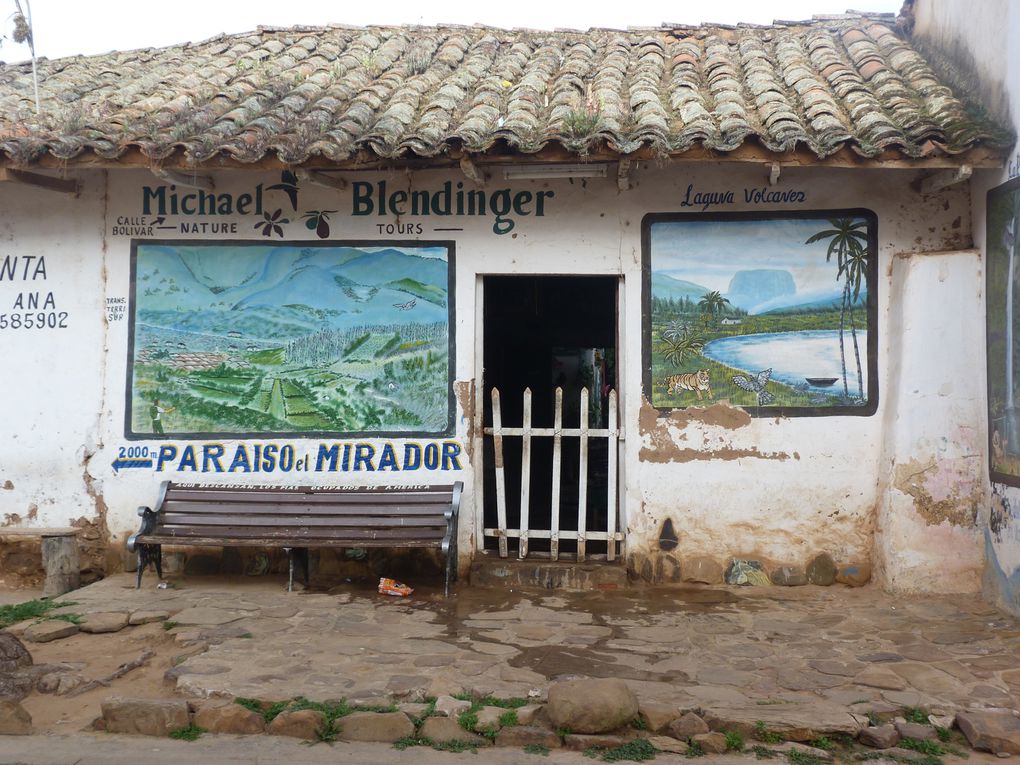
[159,513,446,528]
[161,502,451,517]
[136,535,445,548]
[140,526,444,541]
[164,489,455,505]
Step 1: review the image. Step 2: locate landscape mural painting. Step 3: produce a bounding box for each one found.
[987,177,1020,486]
[126,240,454,438]
[642,211,878,417]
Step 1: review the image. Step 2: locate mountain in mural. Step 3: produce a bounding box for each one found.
[651,273,712,301]
[335,248,448,288]
[758,286,868,315]
[725,269,796,311]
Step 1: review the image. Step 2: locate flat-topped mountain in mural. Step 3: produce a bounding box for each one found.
[725,269,795,311]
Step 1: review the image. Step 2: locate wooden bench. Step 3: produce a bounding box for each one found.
[126,481,463,595]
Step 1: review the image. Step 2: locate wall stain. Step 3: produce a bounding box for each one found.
[893,457,980,527]
[79,447,112,574]
[639,399,791,463]
[1,480,12,490]
[454,379,475,453]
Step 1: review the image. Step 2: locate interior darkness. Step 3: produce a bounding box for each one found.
[482,276,617,556]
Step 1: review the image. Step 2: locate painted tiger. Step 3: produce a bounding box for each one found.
[665,369,712,400]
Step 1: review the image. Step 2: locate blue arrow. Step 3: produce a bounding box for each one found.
[112,458,153,473]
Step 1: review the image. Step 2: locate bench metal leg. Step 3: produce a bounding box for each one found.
[135,543,163,589]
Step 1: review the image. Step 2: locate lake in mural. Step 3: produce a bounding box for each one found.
[127,241,454,437]
[644,212,877,415]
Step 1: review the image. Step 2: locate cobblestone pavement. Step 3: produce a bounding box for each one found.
[17,573,1020,715]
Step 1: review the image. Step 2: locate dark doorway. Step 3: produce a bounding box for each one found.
[482,275,618,556]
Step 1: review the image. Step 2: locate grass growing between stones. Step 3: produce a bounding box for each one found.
[903,708,931,725]
[752,745,779,759]
[785,750,823,765]
[685,742,705,758]
[394,735,480,754]
[524,743,551,756]
[808,736,835,751]
[168,724,205,741]
[583,739,657,762]
[46,613,82,624]
[755,721,785,744]
[235,697,288,723]
[725,731,745,751]
[0,598,77,629]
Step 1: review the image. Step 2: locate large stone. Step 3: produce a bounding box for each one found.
[649,735,689,754]
[546,678,638,734]
[171,606,246,626]
[639,700,679,732]
[79,612,129,634]
[420,716,490,746]
[669,711,709,739]
[771,566,808,586]
[434,695,472,718]
[22,620,78,643]
[769,742,835,762]
[682,556,724,584]
[35,671,84,695]
[725,559,771,586]
[474,706,508,733]
[0,700,31,734]
[0,672,34,702]
[563,734,631,751]
[894,721,938,741]
[128,610,170,626]
[836,562,871,587]
[956,709,1020,755]
[340,711,414,742]
[0,633,31,673]
[101,697,190,736]
[701,702,860,742]
[855,667,907,690]
[193,701,265,734]
[495,725,561,749]
[859,724,900,749]
[516,704,543,726]
[806,553,837,586]
[692,732,728,753]
[267,709,325,739]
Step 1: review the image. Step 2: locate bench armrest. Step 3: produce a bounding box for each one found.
[126,505,158,553]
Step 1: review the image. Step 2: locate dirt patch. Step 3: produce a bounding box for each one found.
[893,457,980,527]
[18,622,181,732]
[454,379,475,451]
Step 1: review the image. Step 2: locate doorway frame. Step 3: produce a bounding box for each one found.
[471,273,628,561]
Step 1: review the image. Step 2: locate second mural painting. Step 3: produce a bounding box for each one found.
[127,240,454,437]
[643,211,877,416]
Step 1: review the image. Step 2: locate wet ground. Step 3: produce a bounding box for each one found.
[7,572,1020,717]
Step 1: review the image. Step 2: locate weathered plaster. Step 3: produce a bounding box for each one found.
[892,456,982,527]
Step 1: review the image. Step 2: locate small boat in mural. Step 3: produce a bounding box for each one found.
[805,377,838,387]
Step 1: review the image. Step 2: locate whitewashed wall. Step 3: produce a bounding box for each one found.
[0,161,984,590]
[914,0,1020,613]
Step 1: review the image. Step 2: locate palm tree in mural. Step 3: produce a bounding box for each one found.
[697,290,730,325]
[661,321,705,367]
[805,218,868,399]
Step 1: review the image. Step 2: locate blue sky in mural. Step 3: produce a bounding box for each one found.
[651,217,855,300]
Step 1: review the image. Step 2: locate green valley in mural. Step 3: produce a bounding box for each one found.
[643,212,877,416]
[127,241,453,437]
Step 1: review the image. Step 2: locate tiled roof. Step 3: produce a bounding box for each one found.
[0,15,1012,168]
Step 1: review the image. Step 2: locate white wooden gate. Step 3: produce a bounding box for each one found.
[483,386,623,561]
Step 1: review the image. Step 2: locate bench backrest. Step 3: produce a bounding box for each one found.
[147,482,461,547]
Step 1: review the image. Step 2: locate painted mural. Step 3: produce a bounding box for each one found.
[643,211,877,416]
[987,177,1020,486]
[126,240,454,438]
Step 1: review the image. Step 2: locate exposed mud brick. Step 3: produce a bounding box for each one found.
[420,716,490,745]
[547,678,638,734]
[128,610,170,625]
[563,733,631,751]
[340,711,414,742]
[496,726,562,748]
[639,700,679,732]
[22,621,78,642]
[693,731,728,753]
[894,721,938,741]
[702,702,860,741]
[681,556,724,584]
[79,612,129,634]
[836,562,871,586]
[956,709,1020,755]
[670,711,709,739]
[771,565,808,586]
[806,553,837,585]
[649,735,689,753]
[193,701,265,734]
[0,633,31,673]
[101,697,190,736]
[859,724,901,748]
[0,700,31,734]
[267,709,325,739]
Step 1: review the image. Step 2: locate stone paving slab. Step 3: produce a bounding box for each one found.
[9,574,1020,723]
